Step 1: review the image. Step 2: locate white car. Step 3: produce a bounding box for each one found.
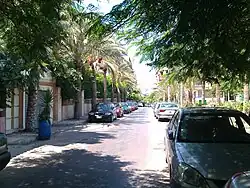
[153,102,161,117]
[138,102,143,107]
[155,102,178,121]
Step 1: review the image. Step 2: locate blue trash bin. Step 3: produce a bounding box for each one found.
[38,120,51,140]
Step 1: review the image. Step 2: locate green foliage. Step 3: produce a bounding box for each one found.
[38,90,53,123]
[127,89,142,101]
[144,92,157,103]
[107,0,250,81]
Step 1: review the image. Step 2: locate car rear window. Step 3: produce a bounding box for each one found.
[160,103,178,108]
[177,113,250,143]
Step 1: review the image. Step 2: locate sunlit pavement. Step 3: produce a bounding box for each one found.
[0,108,170,188]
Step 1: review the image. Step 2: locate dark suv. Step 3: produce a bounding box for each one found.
[0,132,11,171]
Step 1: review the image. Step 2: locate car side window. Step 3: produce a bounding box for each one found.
[169,111,178,129]
[172,112,180,137]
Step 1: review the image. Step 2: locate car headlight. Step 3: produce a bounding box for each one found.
[105,112,111,115]
[89,112,94,115]
[175,163,208,188]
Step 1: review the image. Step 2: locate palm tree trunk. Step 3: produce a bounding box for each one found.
[74,60,83,119]
[215,83,221,105]
[243,75,249,113]
[167,86,171,102]
[123,88,127,102]
[103,71,107,103]
[91,69,97,110]
[201,81,206,105]
[74,79,82,119]
[117,86,121,102]
[111,76,115,102]
[26,86,38,131]
[180,82,184,106]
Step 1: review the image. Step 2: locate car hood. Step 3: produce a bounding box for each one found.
[176,143,250,180]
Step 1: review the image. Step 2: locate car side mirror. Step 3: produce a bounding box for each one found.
[167,128,174,140]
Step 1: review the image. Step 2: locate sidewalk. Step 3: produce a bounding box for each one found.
[7,116,104,146]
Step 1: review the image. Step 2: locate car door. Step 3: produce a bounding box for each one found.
[0,133,8,155]
[166,111,180,164]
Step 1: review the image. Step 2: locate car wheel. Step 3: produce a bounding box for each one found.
[169,166,176,188]
[108,116,113,123]
[88,119,92,123]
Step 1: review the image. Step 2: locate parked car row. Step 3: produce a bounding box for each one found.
[88,101,139,123]
[164,107,250,188]
[152,102,179,121]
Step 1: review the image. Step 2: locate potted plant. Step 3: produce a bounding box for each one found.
[38,89,53,140]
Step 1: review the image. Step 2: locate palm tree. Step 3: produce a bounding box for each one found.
[89,38,134,103]
[60,14,97,118]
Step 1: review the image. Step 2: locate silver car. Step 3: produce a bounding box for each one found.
[224,171,250,188]
[155,102,178,121]
[153,102,161,117]
[165,107,250,188]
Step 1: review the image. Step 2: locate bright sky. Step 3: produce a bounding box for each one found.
[83,0,157,94]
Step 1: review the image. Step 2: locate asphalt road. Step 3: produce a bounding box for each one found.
[0,107,170,188]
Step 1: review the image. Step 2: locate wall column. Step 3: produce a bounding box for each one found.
[53,87,62,123]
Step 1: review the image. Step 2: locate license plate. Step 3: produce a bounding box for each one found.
[95,115,102,119]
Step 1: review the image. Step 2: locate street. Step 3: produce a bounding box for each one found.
[0,108,170,188]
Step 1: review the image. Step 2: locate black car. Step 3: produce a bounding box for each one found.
[88,103,117,123]
[0,132,11,171]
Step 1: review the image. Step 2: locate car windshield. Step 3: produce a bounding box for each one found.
[177,113,250,143]
[96,103,108,110]
[160,103,178,108]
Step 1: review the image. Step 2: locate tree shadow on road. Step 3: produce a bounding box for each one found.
[130,169,170,188]
[48,131,116,146]
[9,130,116,158]
[0,147,132,188]
[0,146,170,188]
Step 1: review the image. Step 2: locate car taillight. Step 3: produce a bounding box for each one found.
[160,109,165,112]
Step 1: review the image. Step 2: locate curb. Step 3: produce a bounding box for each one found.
[8,137,37,145]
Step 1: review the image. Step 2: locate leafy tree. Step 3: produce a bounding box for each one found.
[0,0,73,131]
[106,0,250,81]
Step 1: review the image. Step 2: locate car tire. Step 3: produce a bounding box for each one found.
[169,166,178,188]
[108,116,113,123]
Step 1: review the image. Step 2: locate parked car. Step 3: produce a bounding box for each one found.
[115,103,124,118]
[224,171,250,188]
[138,102,143,107]
[128,102,136,111]
[165,107,250,188]
[0,132,11,171]
[121,102,131,114]
[153,102,161,117]
[88,103,117,123]
[155,102,178,121]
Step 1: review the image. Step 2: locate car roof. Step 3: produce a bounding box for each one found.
[181,107,241,115]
